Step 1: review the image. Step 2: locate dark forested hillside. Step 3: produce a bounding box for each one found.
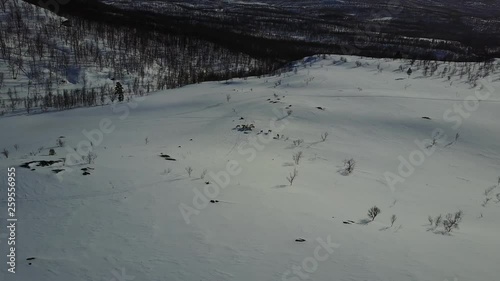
[23,0,500,62]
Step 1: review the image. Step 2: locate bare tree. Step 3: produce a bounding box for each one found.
[368,206,381,221]
[287,168,298,186]
[443,211,463,233]
[293,151,303,165]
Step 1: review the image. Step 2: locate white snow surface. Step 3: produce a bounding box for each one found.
[1,55,500,281]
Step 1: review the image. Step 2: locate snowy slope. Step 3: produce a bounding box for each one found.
[1,55,500,281]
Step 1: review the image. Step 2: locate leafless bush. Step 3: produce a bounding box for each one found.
[161,168,172,175]
[484,186,496,196]
[434,214,442,228]
[186,166,193,177]
[83,152,97,164]
[200,169,207,179]
[368,206,381,221]
[145,137,149,145]
[292,139,304,147]
[13,144,19,151]
[340,158,355,176]
[286,109,292,116]
[293,151,303,165]
[226,94,231,102]
[428,211,463,234]
[37,146,44,154]
[482,197,491,207]
[428,215,434,226]
[1,148,9,158]
[443,210,463,233]
[390,214,397,227]
[320,132,329,142]
[287,168,298,186]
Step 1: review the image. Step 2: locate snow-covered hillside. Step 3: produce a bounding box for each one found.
[1,55,500,281]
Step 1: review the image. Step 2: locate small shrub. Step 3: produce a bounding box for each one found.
[83,152,97,164]
[434,214,442,228]
[293,151,303,165]
[13,144,19,151]
[287,168,298,186]
[442,210,463,233]
[320,132,328,142]
[428,215,434,226]
[481,197,491,207]
[1,148,9,158]
[49,149,56,156]
[484,186,496,196]
[340,158,355,176]
[368,206,381,221]
[292,139,304,147]
[186,166,193,177]
[200,169,207,179]
[145,137,149,145]
[390,214,397,227]
[236,124,255,132]
[226,94,231,102]
[286,109,293,116]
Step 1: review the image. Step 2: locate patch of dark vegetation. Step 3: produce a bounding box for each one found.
[21,160,63,169]
[52,169,64,174]
[235,124,255,132]
[81,167,94,176]
[159,154,176,161]
[422,116,432,120]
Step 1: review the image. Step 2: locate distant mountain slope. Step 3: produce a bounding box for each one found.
[95,0,500,60]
